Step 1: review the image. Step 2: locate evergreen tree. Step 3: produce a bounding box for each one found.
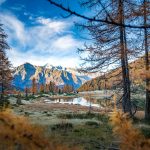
[0,24,12,103]
[25,87,29,98]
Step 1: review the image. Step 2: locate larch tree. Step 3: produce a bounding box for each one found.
[48,0,150,115]
[32,77,37,95]
[45,84,49,93]
[40,83,45,93]
[76,0,134,114]
[143,0,150,120]
[130,0,150,119]
[0,24,12,103]
[49,81,55,93]
[63,84,73,93]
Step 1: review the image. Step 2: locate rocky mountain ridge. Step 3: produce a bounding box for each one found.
[12,63,91,90]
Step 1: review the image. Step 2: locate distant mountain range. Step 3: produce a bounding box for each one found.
[12,63,91,90]
[78,55,149,92]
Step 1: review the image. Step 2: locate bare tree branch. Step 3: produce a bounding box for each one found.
[48,0,150,29]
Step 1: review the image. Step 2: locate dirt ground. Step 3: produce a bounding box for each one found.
[19,102,110,113]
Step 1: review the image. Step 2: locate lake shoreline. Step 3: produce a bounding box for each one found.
[17,102,111,113]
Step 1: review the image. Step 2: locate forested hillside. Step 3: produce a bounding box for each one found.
[78,55,150,92]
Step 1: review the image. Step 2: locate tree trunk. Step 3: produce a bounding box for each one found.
[1,73,4,101]
[123,20,131,113]
[0,83,4,100]
[144,0,150,120]
[119,0,131,114]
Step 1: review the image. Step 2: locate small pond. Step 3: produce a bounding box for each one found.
[44,96,113,108]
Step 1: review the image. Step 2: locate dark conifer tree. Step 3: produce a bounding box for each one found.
[0,24,12,103]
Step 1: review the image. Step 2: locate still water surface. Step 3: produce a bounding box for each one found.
[44,95,112,108]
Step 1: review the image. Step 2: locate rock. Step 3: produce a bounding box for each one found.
[21,100,31,105]
[8,97,31,105]
[24,111,33,116]
[8,97,17,105]
[43,111,48,114]
[46,113,52,116]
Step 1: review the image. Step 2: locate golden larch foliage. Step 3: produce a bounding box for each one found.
[110,110,150,150]
[45,84,49,93]
[40,84,45,93]
[32,77,37,95]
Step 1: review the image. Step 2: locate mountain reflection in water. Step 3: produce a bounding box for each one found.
[44,96,113,108]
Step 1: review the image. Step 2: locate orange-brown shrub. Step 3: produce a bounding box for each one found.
[110,110,150,150]
[0,109,78,150]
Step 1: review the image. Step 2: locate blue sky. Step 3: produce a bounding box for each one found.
[0,0,88,68]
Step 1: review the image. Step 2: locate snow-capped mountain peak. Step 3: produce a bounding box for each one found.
[44,63,65,70]
[13,63,91,90]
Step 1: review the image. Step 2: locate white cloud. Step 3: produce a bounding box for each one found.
[1,12,83,68]
[8,48,80,68]
[52,35,81,51]
[0,13,26,45]
[36,17,70,33]
[0,0,6,5]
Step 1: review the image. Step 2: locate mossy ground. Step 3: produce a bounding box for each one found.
[13,104,113,150]
[45,113,113,150]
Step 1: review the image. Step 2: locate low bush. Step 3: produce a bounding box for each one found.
[141,128,150,138]
[51,123,73,131]
[57,112,108,121]
[110,110,150,150]
[85,121,99,127]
